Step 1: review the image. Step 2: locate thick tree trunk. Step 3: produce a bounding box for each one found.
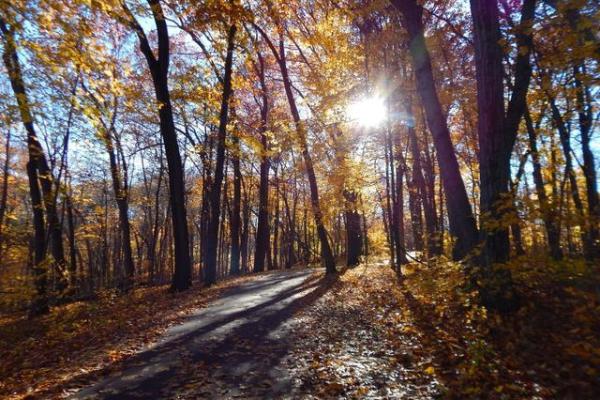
[391,0,479,260]
[254,52,270,272]
[471,0,511,268]
[469,0,535,310]
[344,190,363,266]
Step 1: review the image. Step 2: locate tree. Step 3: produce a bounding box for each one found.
[253,49,271,273]
[255,25,336,274]
[390,0,479,261]
[204,24,236,285]
[1,17,68,312]
[120,0,191,291]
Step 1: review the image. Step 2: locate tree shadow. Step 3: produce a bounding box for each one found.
[59,270,338,399]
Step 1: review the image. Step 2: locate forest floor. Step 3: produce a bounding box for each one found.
[1,258,599,399]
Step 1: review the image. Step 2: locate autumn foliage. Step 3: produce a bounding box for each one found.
[0,0,598,398]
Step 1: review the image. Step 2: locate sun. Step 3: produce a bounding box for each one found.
[346,96,386,128]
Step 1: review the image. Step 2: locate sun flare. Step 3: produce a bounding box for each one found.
[346,97,386,128]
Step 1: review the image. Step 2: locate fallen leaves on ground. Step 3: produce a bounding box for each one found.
[286,257,599,398]
[0,273,260,399]
[2,258,599,399]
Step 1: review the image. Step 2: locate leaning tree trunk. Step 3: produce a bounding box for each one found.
[256,28,336,274]
[278,41,336,274]
[391,0,479,260]
[1,18,68,293]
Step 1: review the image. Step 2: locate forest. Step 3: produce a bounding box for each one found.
[0,0,598,398]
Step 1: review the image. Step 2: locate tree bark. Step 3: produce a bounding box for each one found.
[391,0,479,260]
[204,25,236,285]
[574,65,599,260]
[27,161,49,316]
[125,0,193,291]
[344,189,362,266]
[256,27,336,274]
[0,130,10,252]
[469,0,535,310]
[1,18,68,293]
[254,51,270,273]
[229,134,242,275]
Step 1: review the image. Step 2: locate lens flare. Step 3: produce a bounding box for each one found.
[346,97,386,128]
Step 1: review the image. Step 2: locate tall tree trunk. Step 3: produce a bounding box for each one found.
[254,51,270,272]
[574,65,599,260]
[125,0,192,291]
[101,128,135,291]
[421,130,441,256]
[204,25,236,285]
[230,134,242,275]
[547,94,588,254]
[27,161,49,316]
[407,115,427,253]
[391,0,479,260]
[256,29,336,274]
[384,133,396,265]
[1,19,68,292]
[0,130,10,253]
[469,0,535,310]
[65,178,78,288]
[393,137,408,268]
[272,166,280,269]
[240,182,250,273]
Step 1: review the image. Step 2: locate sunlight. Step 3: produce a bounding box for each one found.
[346,96,386,128]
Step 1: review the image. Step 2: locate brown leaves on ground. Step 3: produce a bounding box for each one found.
[0,274,258,399]
[286,261,441,398]
[287,258,599,398]
[2,259,598,399]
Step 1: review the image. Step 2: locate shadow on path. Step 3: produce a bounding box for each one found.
[68,268,338,399]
